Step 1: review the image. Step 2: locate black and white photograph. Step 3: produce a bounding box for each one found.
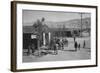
[11,1,97,71]
[22,10,91,62]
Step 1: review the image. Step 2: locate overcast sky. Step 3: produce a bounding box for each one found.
[22,10,91,26]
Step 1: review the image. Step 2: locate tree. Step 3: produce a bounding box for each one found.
[32,17,46,43]
[32,18,46,56]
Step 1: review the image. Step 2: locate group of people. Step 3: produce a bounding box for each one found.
[74,41,80,51]
[49,38,69,54]
[50,38,62,54]
[74,37,86,51]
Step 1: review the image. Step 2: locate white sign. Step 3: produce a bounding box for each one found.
[31,35,37,39]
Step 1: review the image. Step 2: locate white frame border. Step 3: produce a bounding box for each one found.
[16,3,96,69]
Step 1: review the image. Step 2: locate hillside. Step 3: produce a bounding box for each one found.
[45,17,91,29]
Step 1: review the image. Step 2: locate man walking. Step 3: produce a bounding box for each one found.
[74,41,77,51]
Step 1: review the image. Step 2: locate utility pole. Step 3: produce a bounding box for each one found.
[80,13,83,37]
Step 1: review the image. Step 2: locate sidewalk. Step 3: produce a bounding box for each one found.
[23,48,91,62]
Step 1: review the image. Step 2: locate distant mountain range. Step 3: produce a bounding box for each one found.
[23,17,91,33]
[45,17,91,29]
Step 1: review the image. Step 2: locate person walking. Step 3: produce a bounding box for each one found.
[74,41,77,51]
[53,40,58,55]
